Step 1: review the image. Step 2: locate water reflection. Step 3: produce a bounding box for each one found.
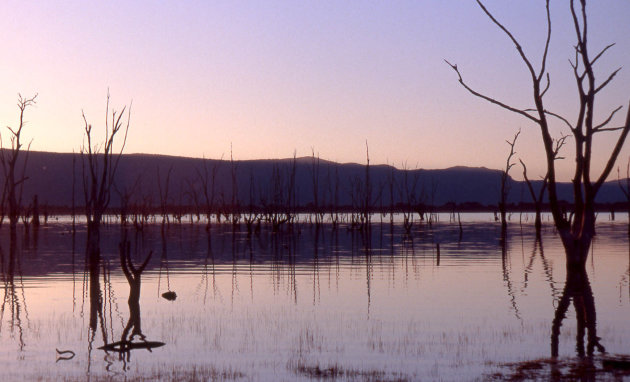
[523,237,559,301]
[551,265,606,358]
[0,234,28,351]
[501,233,521,320]
[496,259,618,380]
[158,228,175,300]
[83,229,110,375]
[0,216,629,381]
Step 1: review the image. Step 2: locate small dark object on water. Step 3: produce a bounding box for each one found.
[162,291,177,301]
[99,340,165,352]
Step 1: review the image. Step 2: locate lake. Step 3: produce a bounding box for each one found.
[0,213,629,381]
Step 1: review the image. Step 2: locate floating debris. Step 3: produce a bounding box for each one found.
[99,340,165,353]
[55,348,75,362]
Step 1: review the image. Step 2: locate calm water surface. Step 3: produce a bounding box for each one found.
[0,213,629,381]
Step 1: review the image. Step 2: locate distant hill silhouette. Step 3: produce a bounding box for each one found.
[10,150,629,210]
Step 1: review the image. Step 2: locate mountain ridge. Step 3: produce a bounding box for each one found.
[6,150,628,209]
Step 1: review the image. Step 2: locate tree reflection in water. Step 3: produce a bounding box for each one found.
[551,265,605,358]
[0,233,29,351]
[493,248,630,380]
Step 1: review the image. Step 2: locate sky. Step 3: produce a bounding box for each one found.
[1,0,629,181]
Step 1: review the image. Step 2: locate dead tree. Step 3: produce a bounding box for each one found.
[31,194,40,229]
[114,176,141,229]
[311,149,324,227]
[287,152,298,230]
[326,164,340,230]
[156,165,173,228]
[99,242,164,361]
[447,0,630,269]
[72,150,77,233]
[243,171,259,235]
[195,156,222,231]
[1,94,37,234]
[264,163,293,232]
[499,130,520,233]
[399,162,419,234]
[184,178,201,223]
[229,145,240,230]
[520,160,547,236]
[81,93,130,254]
[363,141,372,231]
[387,162,396,226]
[617,158,630,236]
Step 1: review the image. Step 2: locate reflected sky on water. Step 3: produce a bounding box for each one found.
[0,213,629,380]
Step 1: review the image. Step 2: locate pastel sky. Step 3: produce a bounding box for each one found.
[1,0,629,181]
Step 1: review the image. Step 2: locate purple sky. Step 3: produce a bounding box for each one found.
[1,0,629,180]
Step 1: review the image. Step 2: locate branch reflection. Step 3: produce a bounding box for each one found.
[0,233,29,351]
[551,265,605,357]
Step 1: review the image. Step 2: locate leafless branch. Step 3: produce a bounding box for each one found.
[475,0,537,79]
[540,73,551,98]
[524,108,574,131]
[594,67,622,94]
[594,105,623,131]
[591,43,615,67]
[445,60,539,123]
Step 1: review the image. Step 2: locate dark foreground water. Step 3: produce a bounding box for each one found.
[0,213,629,381]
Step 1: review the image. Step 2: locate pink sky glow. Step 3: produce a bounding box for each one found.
[1,0,629,181]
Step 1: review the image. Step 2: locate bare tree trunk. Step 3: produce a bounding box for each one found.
[81,92,131,260]
[1,94,37,236]
[448,1,630,268]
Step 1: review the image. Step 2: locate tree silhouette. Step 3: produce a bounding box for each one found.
[81,92,130,255]
[1,94,37,235]
[447,0,630,268]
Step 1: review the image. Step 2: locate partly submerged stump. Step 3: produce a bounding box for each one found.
[162,291,177,301]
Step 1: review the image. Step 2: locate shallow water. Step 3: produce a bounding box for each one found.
[0,213,629,381]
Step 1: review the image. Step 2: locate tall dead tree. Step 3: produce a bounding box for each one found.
[1,94,37,234]
[81,93,130,348]
[81,93,130,253]
[362,140,372,231]
[311,149,323,227]
[499,130,520,234]
[447,0,630,270]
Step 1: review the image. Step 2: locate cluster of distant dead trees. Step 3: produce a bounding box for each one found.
[87,144,442,235]
[1,92,628,243]
[0,93,442,236]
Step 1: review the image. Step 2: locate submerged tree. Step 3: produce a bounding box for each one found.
[617,158,630,236]
[447,1,630,269]
[520,159,548,237]
[81,93,131,254]
[1,94,37,234]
